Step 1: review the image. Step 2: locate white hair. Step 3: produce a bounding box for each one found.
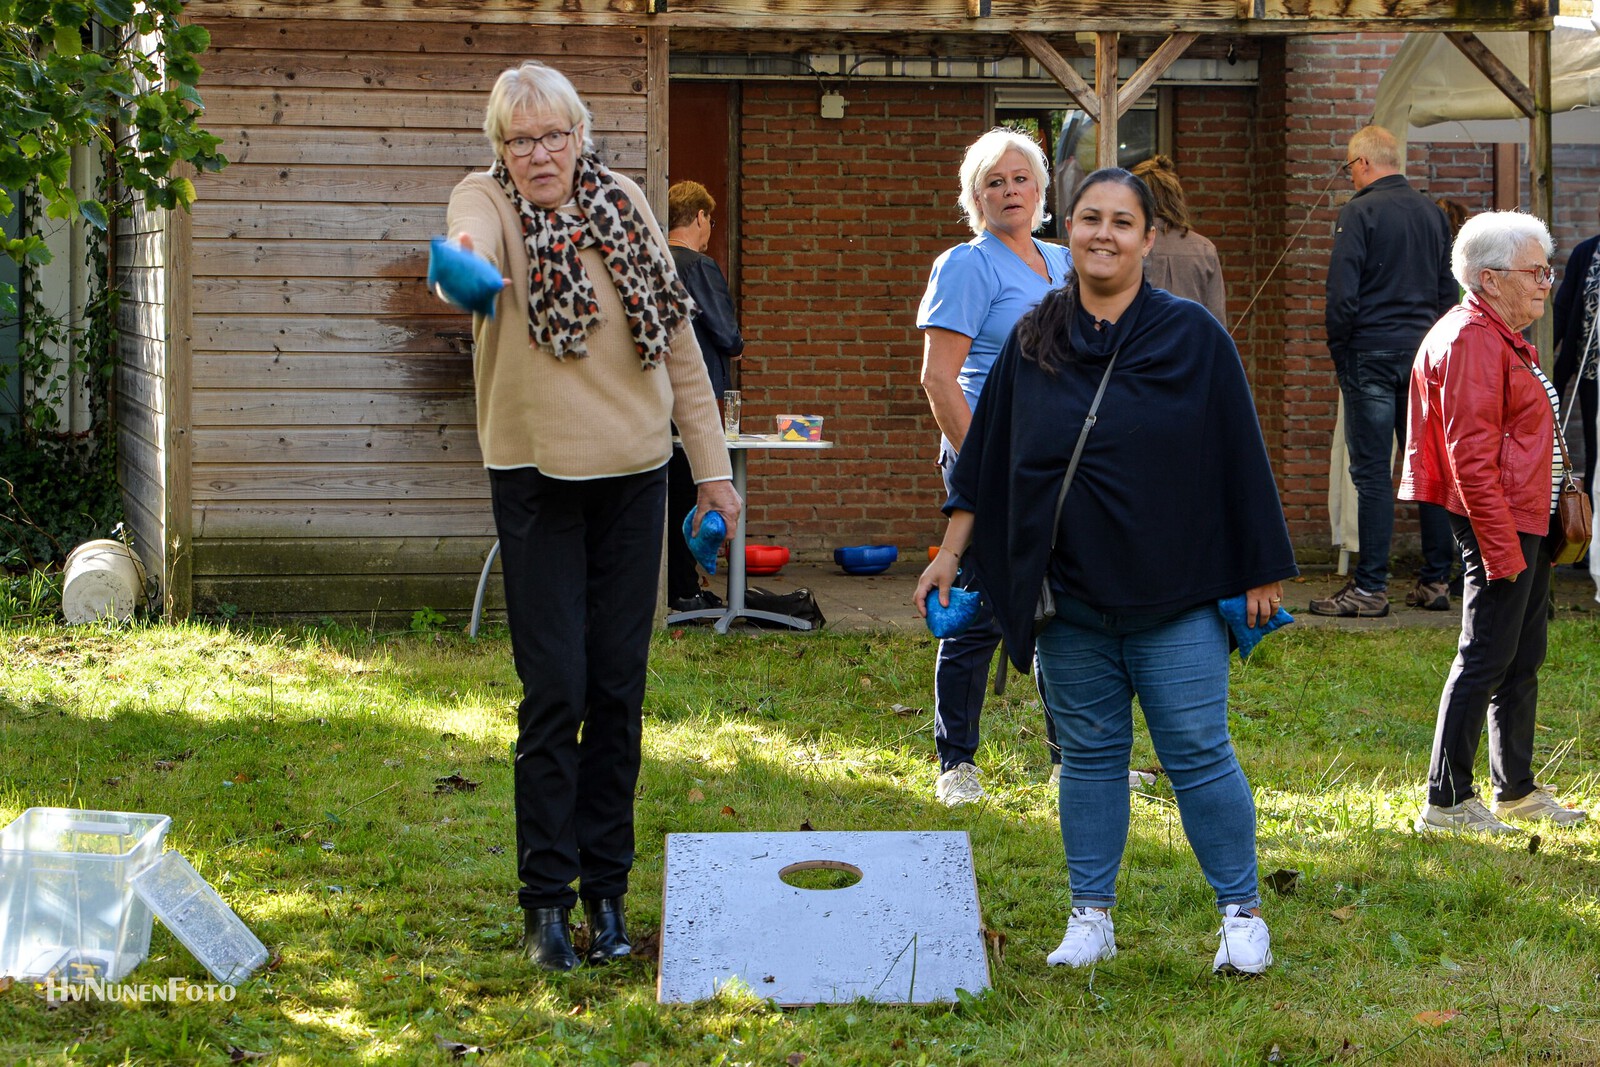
[957,128,1050,236]
[482,61,594,160]
[1453,211,1554,293]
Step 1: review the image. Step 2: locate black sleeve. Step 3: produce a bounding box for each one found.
[680,257,744,362]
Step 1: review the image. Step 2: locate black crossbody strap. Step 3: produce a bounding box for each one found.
[1048,349,1119,551]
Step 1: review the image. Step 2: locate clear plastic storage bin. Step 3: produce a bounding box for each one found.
[0,808,172,981]
[132,852,268,985]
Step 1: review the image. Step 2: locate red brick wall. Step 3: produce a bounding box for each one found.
[737,81,981,554]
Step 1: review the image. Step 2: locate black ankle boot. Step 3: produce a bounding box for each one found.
[523,907,578,972]
[583,896,631,966]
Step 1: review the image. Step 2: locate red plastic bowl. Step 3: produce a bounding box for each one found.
[745,544,790,576]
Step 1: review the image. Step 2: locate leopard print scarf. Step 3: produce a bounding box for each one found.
[492,155,693,368]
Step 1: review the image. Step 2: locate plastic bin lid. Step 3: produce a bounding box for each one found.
[130,852,269,985]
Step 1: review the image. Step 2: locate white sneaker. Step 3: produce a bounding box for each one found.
[1212,904,1272,975]
[1492,787,1588,826]
[1414,797,1518,835]
[1046,907,1116,967]
[935,763,984,806]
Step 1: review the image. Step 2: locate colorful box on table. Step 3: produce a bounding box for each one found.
[776,415,824,442]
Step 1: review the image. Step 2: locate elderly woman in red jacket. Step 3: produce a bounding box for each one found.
[1400,210,1589,834]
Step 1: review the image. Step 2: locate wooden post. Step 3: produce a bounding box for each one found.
[1095,31,1118,169]
[165,200,193,619]
[1530,28,1553,360]
[647,26,670,222]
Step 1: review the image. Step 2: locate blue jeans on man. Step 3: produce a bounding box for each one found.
[1337,348,1455,592]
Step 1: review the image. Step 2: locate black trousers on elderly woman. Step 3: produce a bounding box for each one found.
[489,462,667,911]
[1425,517,1549,808]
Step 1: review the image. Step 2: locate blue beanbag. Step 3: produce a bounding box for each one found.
[1216,595,1294,662]
[428,236,505,317]
[926,586,982,639]
[681,509,727,575]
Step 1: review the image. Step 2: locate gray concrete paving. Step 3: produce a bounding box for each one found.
[684,558,1599,634]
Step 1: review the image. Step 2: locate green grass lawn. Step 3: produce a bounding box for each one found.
[1,617,1597,1066]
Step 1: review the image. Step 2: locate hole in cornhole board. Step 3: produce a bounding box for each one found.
[778,860,863,891]
[658,831,989,1006]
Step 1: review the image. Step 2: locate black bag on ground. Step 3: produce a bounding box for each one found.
[746,586,827,629]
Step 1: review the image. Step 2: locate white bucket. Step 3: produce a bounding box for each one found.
[61,540,149,624]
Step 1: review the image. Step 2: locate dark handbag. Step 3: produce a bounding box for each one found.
[1548,432,1592,565]
[1034,351,1118,634]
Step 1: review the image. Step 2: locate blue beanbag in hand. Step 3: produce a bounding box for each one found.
[1217,595,1294,662]
[926,586,982,639]
[681,509,727,575]
[428,236,505,317]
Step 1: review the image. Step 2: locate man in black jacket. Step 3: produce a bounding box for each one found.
[665,181,745,612]
[1312,125,1458,618]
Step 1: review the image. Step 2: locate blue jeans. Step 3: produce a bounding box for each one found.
[1034,600,1261,913]
[1335,348,1455,591]
[933,442,1058,769]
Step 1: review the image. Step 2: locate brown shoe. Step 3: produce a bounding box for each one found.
[1308,580,1390,618]
[1404,580,1450,611]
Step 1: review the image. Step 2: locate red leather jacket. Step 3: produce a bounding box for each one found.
[1399,294,1554,581]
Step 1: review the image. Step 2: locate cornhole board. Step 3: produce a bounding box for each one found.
[657,831,989,1005]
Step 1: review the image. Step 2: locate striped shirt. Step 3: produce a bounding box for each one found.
[1529,360,1563,513]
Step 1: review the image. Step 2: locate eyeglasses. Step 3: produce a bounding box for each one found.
[1340,157,1363,175]
[1493,265,1556,286]
[504,127,576,158]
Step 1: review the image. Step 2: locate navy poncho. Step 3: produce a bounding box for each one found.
[947,283,1298,671]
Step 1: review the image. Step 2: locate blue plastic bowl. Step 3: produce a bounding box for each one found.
[833,544,898,575]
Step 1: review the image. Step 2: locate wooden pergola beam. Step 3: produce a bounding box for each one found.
[1011,31,1099,120]
[1444,32,1535,117]
[1117,33,1197,117]
[1095,31,1118,167]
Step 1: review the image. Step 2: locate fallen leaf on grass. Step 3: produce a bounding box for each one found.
[434,1034,489,1057]
[786,1055,808,1066]
[858,676,873,688]
[232,772,252,784]
[1267,1046,1283,1063]
[982,925,1007,963]
[889,703,922,717]
[228,1046,269,1062]
[1528,834,1542,855]
[687,788,706,803]
[1334,1038,1361,1059]
[720,805,738,818]
[1414,1009,1460,1027]
[1330,906,1358,923]
[434,773,480,794]
[1265,868,1300,895]
[799,819,815,831]
[630,928,661,964]
[567,1003,586,1017]
[103,777,122,787]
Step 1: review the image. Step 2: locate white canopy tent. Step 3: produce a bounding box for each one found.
[1374,16,1600,145]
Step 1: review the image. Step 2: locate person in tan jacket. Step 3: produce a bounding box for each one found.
[444,60,739,972]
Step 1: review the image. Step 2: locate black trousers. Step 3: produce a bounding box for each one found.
[1426,515,1549,807]
[489,463,667,910]
[664,445,702,603]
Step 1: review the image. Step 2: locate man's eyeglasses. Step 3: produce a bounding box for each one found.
[504,127,576,158]
[1340,157,1363,175]
[1494,265,1556,286]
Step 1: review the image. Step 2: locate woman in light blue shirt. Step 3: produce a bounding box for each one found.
[917,127,1071,806]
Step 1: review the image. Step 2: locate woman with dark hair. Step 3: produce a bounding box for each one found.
[915,168,1296,974]
[1129,155,1226,325]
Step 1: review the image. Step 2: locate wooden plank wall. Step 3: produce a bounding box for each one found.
[184,19,648,615]
[115,196,171,606]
